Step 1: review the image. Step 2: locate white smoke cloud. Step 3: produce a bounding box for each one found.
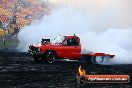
[81,28,132,64]
[18,0,132,64]
[17,7,90,51]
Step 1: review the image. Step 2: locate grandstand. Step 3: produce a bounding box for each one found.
[0,0,50,36]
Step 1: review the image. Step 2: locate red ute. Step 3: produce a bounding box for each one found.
[28,34,115,64]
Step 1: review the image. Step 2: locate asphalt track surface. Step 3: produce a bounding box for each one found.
[0,51,132,88]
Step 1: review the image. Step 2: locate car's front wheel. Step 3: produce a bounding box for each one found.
[44,51,56,64]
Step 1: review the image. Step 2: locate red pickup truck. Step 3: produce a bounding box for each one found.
[28,35,115,64]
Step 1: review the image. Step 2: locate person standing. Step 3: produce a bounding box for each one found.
[3,22,8,31]
[3,38,6,46]
[14,25,19,34]
[0,20,3,28]
[12,14,16,25]
[3,22,8,35]
[9,15,13,28]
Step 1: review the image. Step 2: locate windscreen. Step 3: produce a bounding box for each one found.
[51,36,66,44]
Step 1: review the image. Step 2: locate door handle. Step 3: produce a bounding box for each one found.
[75,47,77,48]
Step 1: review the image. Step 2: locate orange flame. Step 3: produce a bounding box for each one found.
[78,65,86,76]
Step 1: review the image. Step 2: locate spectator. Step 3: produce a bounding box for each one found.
[3,38,6,46]
[14,25,20,34]
[3,22,8,31]
[0,20,3,28]
[12,14,16,25]
[9,15,13,27]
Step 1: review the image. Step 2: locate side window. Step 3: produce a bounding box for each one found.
[67,38,72,46]
[71,38,79,46]
[64,38,79,46]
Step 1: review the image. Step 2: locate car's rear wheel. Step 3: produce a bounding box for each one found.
[44,51,56,64]
[92,56,104,64]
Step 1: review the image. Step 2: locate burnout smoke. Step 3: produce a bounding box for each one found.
[18,0,132,64]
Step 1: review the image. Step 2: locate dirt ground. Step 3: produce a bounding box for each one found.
[0,52,132,88]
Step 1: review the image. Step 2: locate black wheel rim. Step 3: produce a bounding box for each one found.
[46,52,55,63]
